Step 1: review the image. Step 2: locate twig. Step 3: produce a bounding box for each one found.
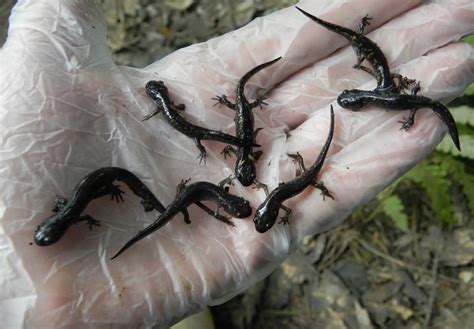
[410,207,420,259]
[357,239,457,283]
[423,252,439,329]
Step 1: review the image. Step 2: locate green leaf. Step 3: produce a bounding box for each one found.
[462,83,474,96]
[403,162,454,224]
[462,35,474,45]
[435,155,474,217]
[382,195,408,231]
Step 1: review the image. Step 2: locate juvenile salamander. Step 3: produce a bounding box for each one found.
[296,7,460,150]
[253,107,335,233]
[296,7,410,93]
[214,57,282,186]
[111,179,252,259]
[145,80,253,164]
[34,167,172,246]
[337,87,461,151]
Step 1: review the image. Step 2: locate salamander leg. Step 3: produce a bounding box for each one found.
[398,109,418,131]
[175,179,192,223]
[143,106,162,121]
[140,199,155,212]
[78,215,101,230]
[352,54,367,70]
[392,74,417,94]
[287,152,306,172]
[278,205,293,225]
[140,195,167,213]
[137,194,166,213]
[212,95,236,110]
[177,178,191,195]
[171,102,186,112]
[251,150,263,162]
[253,181,270,196]
[357,14,372,34]
[409,81,421,96]
[108,184,125,203]
[52,196,68,212]
[253,127,263,143]
[356,64,378,78]
[352,15,372,70]
[249,97,268,110]
[218,176,235,191]
[194,138,207,164]
[312,181,334,200]
[195,202,235,226]
[181,209,191,224]
[398,81,421,130]
[221,145,237,159]
[88,183,122,201]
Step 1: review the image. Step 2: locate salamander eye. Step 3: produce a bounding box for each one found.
[337,95,349,107]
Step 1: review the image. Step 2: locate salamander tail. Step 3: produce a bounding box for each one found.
[430,101,460,151]
[110,213,171,260]
[237,57,282,97]
[315,105,335,168]
[110,235,141,260]
[296,6,354,39]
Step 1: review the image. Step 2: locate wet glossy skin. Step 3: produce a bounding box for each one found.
[34,167,167,246]
[145,80,248,163]
[296,7,396,92]
[297,6,460,151]
[337,89,461,151]
[253,108,335,233]
[216,57,281,186]
[111,181,252,259]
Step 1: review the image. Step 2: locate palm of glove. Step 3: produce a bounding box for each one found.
[0,0,472,327]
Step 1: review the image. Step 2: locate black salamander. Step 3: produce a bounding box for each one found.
[337,85,460,151]
[297,7,460,150]
[34,167,172,246]
[144,80,254,164]
[213,57,282,186]
[111,178,252,259]
[296,6,413,93]
[253,107,335,233]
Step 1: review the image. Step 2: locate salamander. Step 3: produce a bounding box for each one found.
[145,80,254,164]
[214,57,282,186]
[111,178,252,259]
[296,6,412,93]
[34,167,173,246]
[253,107,335,233]
[337,86,460,151]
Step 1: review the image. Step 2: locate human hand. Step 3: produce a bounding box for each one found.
[0,0,472,327]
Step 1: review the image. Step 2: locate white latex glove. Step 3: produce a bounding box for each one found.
[0,0,473,327]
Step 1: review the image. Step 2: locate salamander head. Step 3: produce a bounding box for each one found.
[236,158,256,187]
[221,195,252,218]
[337,89,369,110]
[253,199,279,233]
[34,214,70,246]
[145,80,169,100]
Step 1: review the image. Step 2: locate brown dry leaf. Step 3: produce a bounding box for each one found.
[311,271,375,329]
[390,299,414,321]
[441,229,474,267]
[164,0,195,11]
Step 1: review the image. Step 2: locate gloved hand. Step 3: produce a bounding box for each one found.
[0,0,472,327]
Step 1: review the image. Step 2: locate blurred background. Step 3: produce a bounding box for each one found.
[1,1,473,328]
